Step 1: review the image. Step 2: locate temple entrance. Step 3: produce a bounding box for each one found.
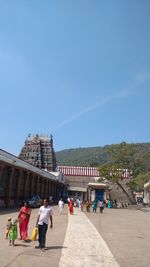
[95,189,104,201]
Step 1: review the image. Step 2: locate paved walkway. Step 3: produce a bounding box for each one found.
[1,206,150,266]
[86,207,150,267]
[0,206,68,267]
[59,208,119,267]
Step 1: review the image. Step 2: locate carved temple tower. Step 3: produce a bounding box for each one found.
[19,134,57,171]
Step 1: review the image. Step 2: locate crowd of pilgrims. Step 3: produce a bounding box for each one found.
[5,197,129,246]
[67,197,129,214]
[67,197,105,214]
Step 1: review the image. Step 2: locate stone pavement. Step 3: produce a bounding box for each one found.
[59,208,119,267]
[1,205,150,266]
[0,206,68,267]
[86,207,150,267]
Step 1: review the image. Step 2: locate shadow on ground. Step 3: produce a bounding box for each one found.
[45,246,67,251]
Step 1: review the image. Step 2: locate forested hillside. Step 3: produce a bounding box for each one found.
[56,142,150,191]
[56,142,150,170]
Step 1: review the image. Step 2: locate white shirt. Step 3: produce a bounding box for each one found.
[99,201,104,207]
[58,200,64,207]
[38,205,53,225]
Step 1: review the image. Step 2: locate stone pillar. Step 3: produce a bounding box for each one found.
[0,165,6,206]
[38,177,42,198]
[48,180,51,198]
[51,181,54,198]
[41,179,45,199]
[0,164,5,186]
[49,180,53,196]
[15,169,23,205]
[6,167,15,207]
[45,179,49,199]
[56,183,60,199]
[24,172,30,200]
[43,179,46,197]
[53,182,56,199]
[31,174,38,196]
[35,176,40,196]
[91,189,95,202]
[30,174,34,196]
[28,173,34,197]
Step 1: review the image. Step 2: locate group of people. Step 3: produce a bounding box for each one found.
[6,201,31,246]
[66,197,105,214]
[5,198,53,251]
[58,197,83,215]
[5,196,115,249]
[67,197,84,214]
[92,200,104,213]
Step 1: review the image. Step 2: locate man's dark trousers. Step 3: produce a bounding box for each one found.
[38,223,48,248]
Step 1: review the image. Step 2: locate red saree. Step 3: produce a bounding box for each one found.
[18,206,31,240]
[69,200,74,215]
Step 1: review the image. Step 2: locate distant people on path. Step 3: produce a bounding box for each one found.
[68,198,74,215]
[107,200,111,208]
[114,199,118,208]
[35,199,53,251]
[80,201,84,211]
[6,217,11,239]
[58,198,64,214]
[98,200,104,213]
[18,201,31,241]
[85,201,91,212]
[9,219,17,246]
[76,198,81,208]
[92,201,97,212]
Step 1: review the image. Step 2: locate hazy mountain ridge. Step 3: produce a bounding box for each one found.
[56,142,150,167]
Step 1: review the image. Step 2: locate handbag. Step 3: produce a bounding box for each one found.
[31,227,38,241]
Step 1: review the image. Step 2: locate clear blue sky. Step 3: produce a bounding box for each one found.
[0,0,150,156]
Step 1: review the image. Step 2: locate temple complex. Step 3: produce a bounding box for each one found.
[19,134,57,171]
[58,166,135,204]
[0,149,65,207]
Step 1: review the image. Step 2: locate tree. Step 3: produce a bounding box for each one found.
[128,172,150,192]
[97,143,137,203]
[98,163,135,203]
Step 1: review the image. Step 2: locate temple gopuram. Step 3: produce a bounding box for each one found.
[19,134,57,171]
[0,134,65,208]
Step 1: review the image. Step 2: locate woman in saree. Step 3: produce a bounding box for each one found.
[68,198,74,215]
[18,201,31,241]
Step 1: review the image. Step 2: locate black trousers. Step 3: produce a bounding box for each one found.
[38,223,48,248]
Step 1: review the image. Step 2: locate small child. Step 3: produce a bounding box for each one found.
[6,217,11,239]
[9,219,17,246]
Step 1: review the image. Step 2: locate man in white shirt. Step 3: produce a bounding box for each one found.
[35,199,53,251]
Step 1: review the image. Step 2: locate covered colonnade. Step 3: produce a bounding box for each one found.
[0,149,64,207]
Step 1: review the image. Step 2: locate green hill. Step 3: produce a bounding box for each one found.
[56,142,150,171]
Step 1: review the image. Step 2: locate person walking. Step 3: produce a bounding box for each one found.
[9,219,17,246]
[58,198,64,214]
[107,200,111,208]
[68,198,74,215]
[35,199,53,251]
[92,201,97,212]
[80,201,84,212]
[18,201,31,241]
[5,217,11,239]
[98,200,104,213]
